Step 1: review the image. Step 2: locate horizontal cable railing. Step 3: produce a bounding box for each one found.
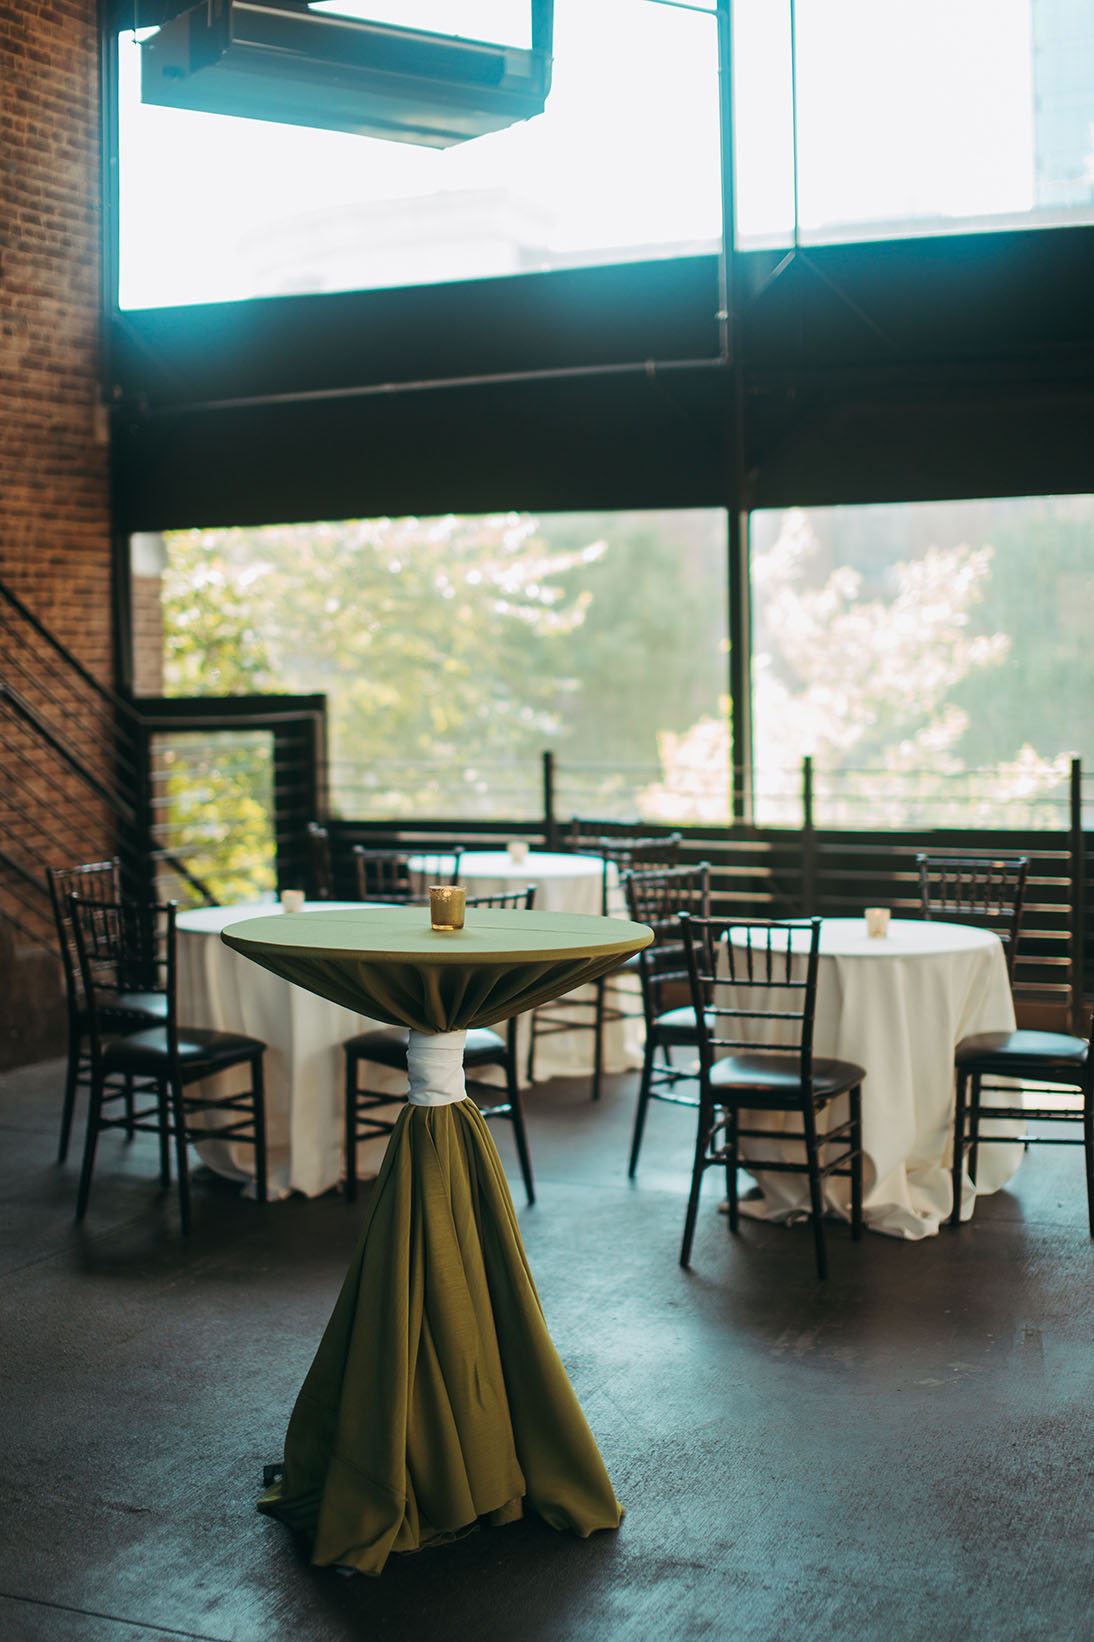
[555,758,732,827]
[147,727,280,907]
[329,757,547,823]
[760,762,1076,832]
[0,573,326,961]
[328,755,1079,833]
[0,581,145,792]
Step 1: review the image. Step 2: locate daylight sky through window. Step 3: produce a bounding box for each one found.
[118,0,1038,308]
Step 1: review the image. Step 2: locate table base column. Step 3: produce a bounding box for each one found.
[258,1100,622,1575]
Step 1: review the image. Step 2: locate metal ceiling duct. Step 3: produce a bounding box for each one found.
[140,0,553,145]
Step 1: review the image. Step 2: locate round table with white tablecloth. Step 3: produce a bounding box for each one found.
[408,849,644,1082]
[176,902,403,1198]
[719,917,1021,1239]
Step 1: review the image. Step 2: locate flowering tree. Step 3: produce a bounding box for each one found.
[639,508,1071,829]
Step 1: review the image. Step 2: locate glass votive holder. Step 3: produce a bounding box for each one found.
[865,906,890,938]
[429,885,466,932]
[506,840,529,864]
[280,889,306,914]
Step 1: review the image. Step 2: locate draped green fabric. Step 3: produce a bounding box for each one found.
[258,1101,623,1575]
[231,906,649,1575]
[222,905,651,1032]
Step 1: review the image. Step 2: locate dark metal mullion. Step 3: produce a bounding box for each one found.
[716,2,752,824]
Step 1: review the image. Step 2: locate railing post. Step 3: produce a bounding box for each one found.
[123,708,156,905]
[542,749,557,849]
[1069,756,1085,1032]
[801,754,816,914]
[273,705,326,893]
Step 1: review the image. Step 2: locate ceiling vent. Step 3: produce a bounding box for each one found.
[140,1,554,146]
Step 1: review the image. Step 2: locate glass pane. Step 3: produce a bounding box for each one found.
[150,730,277,904]
[750,494,1093,827]
[734,0,1094,248]
[117,0,721,309]
[138,509,730,824]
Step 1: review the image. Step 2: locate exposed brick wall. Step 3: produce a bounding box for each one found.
[130,534,166,696]
[131,574,165,695]
[1,0,117,1066]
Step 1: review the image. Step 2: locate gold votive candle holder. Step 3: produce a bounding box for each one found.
[429,885,466,931]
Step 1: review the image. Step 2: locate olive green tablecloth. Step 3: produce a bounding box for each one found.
[222,905,651,1576]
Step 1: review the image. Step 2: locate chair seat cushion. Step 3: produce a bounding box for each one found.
[104,1026,265,1076]
[710,1051,865,1106]
[955,1028,1087,1075]
[650,1005,702,1046]
[464,1027,506,1063]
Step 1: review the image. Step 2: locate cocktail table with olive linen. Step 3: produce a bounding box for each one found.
[221,903,652,1577]
[408,848,643,1082]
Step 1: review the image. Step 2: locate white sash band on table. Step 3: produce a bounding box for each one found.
[407,1029,468,1105]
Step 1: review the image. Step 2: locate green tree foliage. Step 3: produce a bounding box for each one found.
[161,510,730,826]
[532,510,728,770]
[159,734,277,904]
[163,540,274,694]
[944,498,1094,768]
[164,513,601,823]
[159,494,1085,861]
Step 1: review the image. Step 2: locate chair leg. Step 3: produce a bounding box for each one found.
[950,1067,969,1227]
[170,1081,192,1236]
[123,1074,136,1141]
[75,1067,106,1221]
[505,1061,535,1207]
[1077,1083,1084,1234]
[591,978,606,1102]
[344,1051,358,1204]
[627,1040,657,1178]
[849,1084,864,1241]
[967,1073,982,1191]
[680,1095,710,1268]
[802,1106,828,1280]
[724,1108,740,1233]
[157,1082,172,1186]
[57,1032,82,1164]
[251,1054,268,1204]
[526,1013,538,1085]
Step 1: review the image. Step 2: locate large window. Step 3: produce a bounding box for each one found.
[133,494,1094,849]
[116,0,721,309]
[750,493,1094,826]
[114,2,1094,311]
[734,0,1094,248]
[133,509,730,823]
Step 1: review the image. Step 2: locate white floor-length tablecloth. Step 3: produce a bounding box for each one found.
[177,903,403,1198]
[408,849,644,1082]
[718,918,1021,1239]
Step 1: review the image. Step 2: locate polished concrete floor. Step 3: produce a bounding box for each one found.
[2,1052,1093,1642]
